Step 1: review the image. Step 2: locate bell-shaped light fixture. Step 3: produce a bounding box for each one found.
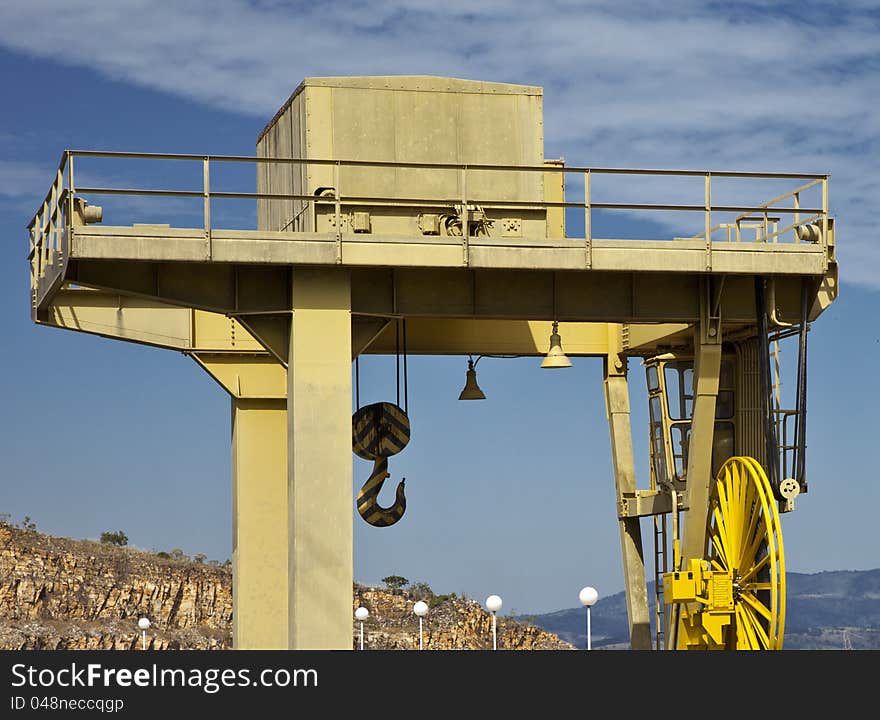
[458,357,486,400]
[541,321,572,369]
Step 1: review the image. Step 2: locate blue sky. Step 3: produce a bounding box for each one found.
[0,1,878,615]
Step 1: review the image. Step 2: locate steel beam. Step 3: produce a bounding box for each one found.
[66,261,818,326]
[667,285,723,650]
[67,225,829,276]
[604,325,652,650]
[287,268,353,649]
[231,398,288,648]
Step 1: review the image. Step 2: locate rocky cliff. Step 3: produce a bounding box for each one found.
[353,586,573,650]
[0,523,232,650]
[0,523,573,651]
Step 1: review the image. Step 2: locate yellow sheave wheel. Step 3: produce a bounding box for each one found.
[695,456,786,649]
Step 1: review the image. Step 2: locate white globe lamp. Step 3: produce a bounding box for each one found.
[137,617,150,651]
[579,586,599,650]
[485,595,503,650]
[413,601,429,650]
[354,606,369,650]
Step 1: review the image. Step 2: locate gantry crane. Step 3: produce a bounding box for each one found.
[25,76,836,649]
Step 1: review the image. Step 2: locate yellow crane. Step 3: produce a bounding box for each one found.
[24,76,836,649]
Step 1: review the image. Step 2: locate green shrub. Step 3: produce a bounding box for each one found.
[100,530,128,546]
[381,575,409,592]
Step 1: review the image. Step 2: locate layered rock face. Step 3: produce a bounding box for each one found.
[0,523,573,650]
[353,586,574,651]
[0,524,231,650]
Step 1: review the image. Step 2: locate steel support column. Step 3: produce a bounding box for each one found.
[287,268,353,649]
[667,285,722,649]
[680,314,722,560]
[604,325,652,650]
[231,398,288,649]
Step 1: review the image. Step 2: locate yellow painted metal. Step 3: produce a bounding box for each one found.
[680,320,722,564]
[22,77,834,652]
[41,287,265,355]
[666,456,786,650]
[286,267,353,649]
[257,76,548,243]
[604,327,653,650]
[544,158,566,239]
[232,398,288,648]
[362,319,611,356]
[194,354,286,399]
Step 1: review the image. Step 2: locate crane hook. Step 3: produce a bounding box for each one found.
[352,402,410,527]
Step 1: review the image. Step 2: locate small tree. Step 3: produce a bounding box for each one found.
[408,581,434,601]
[381,575,409,593]
[100,530,128,546]
[193,553,207,564]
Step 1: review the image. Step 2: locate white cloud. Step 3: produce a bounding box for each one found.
[0,1,876,286]
[0,159,60,200]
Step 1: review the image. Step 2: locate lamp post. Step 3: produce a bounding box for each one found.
[579,587,598,650]
[355,607,369,650]
[137,617,150,651]
[413,601,429,650]
[485,595,503,650]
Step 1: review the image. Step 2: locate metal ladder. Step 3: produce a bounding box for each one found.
[653,513,668,650]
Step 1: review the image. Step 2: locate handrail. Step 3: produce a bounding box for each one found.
[63,148,827,179]
[27,149,831,306]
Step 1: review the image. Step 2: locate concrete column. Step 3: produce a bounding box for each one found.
[603,332,652,650]
[288,268,353,649]
[231,398,288,649]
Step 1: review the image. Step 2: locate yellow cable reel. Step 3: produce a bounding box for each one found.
[666,456,786,650]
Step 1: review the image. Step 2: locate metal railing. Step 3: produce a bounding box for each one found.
[28,149,830,295]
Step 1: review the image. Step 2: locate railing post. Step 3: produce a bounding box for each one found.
[29,226,37,302]
[822,176,829,267]
[793,191,800,242]
[334,161,342,264]
[37,200,47,280]
[49,174,60,265]
[203,156,212,260]
[460,166,469,267]
[704,172,712,271]
[584,170,592,269]
[66,152,74,258]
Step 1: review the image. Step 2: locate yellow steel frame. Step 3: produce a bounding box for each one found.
[24,137,833,650]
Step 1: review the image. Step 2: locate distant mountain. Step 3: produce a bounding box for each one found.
[523,569,880,650]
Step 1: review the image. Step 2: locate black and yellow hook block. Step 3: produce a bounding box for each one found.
[352,402,410,527]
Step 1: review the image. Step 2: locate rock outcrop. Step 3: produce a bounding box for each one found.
[0,523,573,650]
[353,586,574,650]
[0,523,231,649]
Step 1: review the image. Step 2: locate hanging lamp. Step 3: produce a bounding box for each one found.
[541,321,572,369]
[458,356,486,400]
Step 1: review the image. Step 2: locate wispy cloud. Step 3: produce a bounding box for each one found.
[0,160,59,200]
[0,1,876,286]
